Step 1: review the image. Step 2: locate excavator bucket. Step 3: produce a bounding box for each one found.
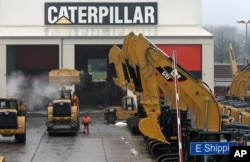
[139,114,170,144]
[49,68,80,85]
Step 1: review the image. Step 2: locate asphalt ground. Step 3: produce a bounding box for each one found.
[1,107,157,162]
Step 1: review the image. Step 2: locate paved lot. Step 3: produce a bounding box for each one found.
[0,110,157,162]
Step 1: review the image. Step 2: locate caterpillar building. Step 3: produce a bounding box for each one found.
[0,0,213,107]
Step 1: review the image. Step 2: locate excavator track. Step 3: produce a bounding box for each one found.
[151,141,178,156]
[145,138,178,156]
[157,153,179,162]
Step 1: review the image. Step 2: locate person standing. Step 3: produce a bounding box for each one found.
[71,92,79,108]
[82,114,91,134]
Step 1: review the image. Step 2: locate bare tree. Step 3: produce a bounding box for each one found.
[204,25,244,63]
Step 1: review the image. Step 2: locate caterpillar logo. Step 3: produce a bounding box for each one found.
[45,2,158,25]
[156,66,187,82]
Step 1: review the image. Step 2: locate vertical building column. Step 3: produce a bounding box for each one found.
[202,42,214,93]
[0,45,6,97]
[61,42,75,69]
[60,42,76,92]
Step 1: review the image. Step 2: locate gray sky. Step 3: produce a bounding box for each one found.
[202,0,250,29]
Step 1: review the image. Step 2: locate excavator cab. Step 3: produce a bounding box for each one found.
[122,96,135,110]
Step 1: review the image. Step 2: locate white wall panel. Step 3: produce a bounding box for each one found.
[0,0,201,26]
[0,45,6,97]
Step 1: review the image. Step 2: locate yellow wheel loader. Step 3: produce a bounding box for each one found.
[103,96,137,123]
[46,68,80,135]
[0,98,26,143]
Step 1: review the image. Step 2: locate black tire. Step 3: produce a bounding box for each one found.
[48,132,55,136]
[106,113,116,123]
[15,118,26,143]
[15,133,26,143]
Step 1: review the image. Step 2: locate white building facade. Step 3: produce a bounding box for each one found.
[0,0,214,97]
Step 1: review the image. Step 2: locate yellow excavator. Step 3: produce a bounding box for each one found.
[0,98,26,143]
[227,43,250,100]
[46,68,80,135]
[103,46,138,123]
[239,108,250,126]
[110,32,250,162]
[109,44,189,136]
[228,65,250,100]
[218,43,250,133]
[106,45,146,134]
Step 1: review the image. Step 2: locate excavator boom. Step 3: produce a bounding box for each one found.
[229,64,250,99]
[108,46,127,90]
[123,32,221,132]
[121,32,167,143]
[228,43,238,78]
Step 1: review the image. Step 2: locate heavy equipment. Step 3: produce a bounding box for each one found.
[108,41,185,111]
[103,46,138,123]
[226,42,250,100]
[239,108,250,126]
[228,43,238,78]
[46,68,80,135]
[103,95,137,123]
[0,156,5,162]
[110,32,250,162]
[227,102,250,122]
[0,98,26,143]
[216,43,250,133]
[228,64,250,100]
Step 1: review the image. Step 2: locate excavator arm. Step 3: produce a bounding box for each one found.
[121,32,166,143]
[123,32,221,132]
[227,42,250,100]
[153,58,189,111]
[237,71,250,100]
[108,46,127,91]
[108,45,140,101]
[229,64,250,99]
[228,43,238,78]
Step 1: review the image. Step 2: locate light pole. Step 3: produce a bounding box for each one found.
[237,20,250,64]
